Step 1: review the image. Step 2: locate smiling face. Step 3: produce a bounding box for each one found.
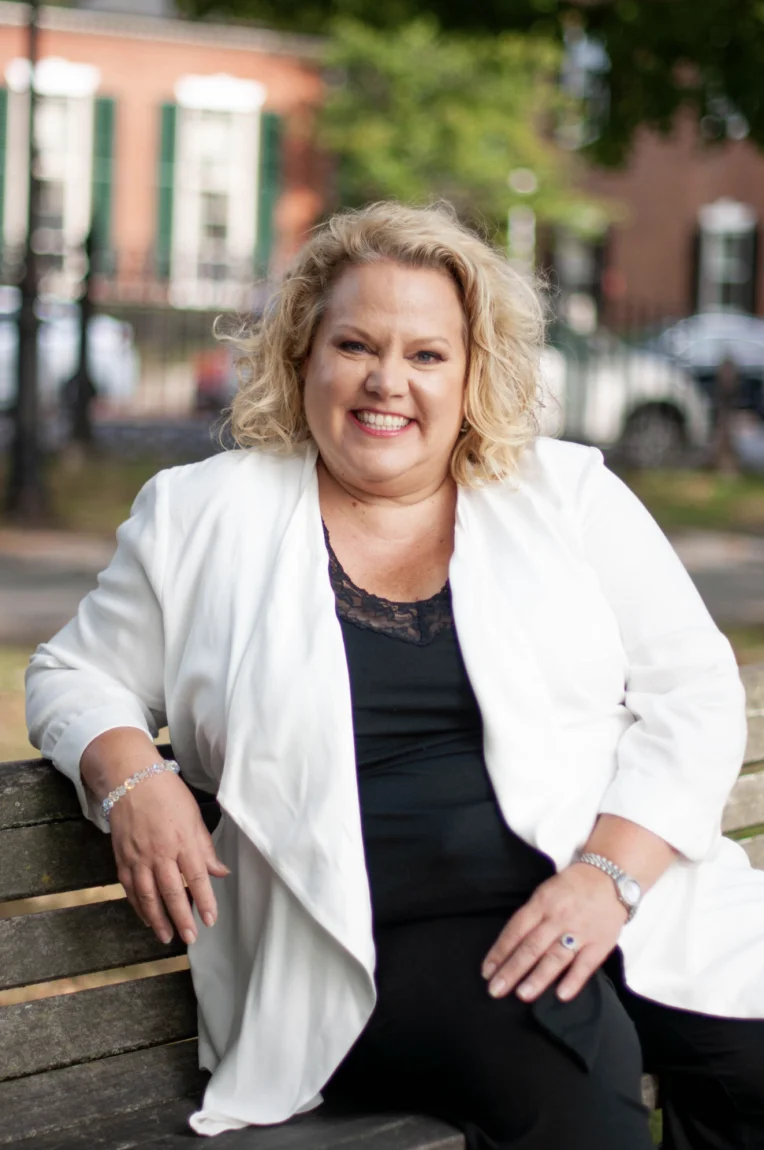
[302,261,469,501]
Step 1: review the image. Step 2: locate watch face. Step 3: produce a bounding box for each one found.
[617,876,641,906]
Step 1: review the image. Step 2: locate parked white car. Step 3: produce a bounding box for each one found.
[539,324,712,467]
[0,289,139,411]
[647,311,764,418]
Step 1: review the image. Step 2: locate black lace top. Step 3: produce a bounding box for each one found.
[324,527,554,927]
[324,523,451,646]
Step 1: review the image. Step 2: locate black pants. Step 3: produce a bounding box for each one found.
[611,955,764,1150]
[323,914,764,1150]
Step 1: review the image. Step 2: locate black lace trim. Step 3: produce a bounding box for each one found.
[323,522,453,646]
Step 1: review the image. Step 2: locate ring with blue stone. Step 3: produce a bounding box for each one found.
[559,933,578,953]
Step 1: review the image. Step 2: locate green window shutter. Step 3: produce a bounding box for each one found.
[0,87,8,261]
[91,95,115,272]
[156,102,176,279]
[255,111,283,279]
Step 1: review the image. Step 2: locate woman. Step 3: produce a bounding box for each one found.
[26,203,764,1150]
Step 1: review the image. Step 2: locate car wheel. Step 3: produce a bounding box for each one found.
[620,406,686,469]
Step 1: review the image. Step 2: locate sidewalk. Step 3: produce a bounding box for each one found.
[670,531,764,628]
[1,526,763,647]
[0,529,115,646]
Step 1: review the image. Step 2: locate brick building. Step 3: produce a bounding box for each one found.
[584,114,762,324]
[0,1,326,309]
[0,1,762,332]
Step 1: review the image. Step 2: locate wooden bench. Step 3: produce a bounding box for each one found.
[1,662,762,1149]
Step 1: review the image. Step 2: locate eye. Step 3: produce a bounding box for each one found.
[338,339,368,354]
[412,350,443,364]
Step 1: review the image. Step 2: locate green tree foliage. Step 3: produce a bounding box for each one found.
[177,0,764,165]
[316,18,608,241]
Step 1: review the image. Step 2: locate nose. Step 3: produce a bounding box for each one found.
[364,352,409,399]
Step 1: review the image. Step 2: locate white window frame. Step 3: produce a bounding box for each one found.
[169,73,266,310]
[4,57,100,297]
[697,198,757,314]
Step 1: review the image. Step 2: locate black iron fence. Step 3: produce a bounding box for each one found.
[0,252,270,441]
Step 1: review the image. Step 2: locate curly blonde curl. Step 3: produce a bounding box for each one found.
[222,201,546,486]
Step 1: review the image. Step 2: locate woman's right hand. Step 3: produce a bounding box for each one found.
[81,728,229,945]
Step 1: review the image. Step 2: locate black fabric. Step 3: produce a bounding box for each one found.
[326,523,451,645]
[325,921,764,1150]
[340,615,555,926]
[606,953,764,1150]
[323,913,653,1150]
[324,523,554,927]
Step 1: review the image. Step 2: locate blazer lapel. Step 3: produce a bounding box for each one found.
[218,448,374,973]
[451,482,567,866]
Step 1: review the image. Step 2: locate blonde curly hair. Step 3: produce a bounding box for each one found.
[224,201,546,485]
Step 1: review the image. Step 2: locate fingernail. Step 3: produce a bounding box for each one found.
[557,986,573,1001]
[517,983,533,1000]
[488,978,506,998]
[159,931,172,945]
[203,912,216,928]
[482,961,496,980]
[182,929,197,946]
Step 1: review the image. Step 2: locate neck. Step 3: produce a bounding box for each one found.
[317,458,458,545]
[316,457,455,510]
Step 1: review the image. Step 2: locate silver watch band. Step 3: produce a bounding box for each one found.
[576,851,640,921]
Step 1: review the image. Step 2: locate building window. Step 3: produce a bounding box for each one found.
[697,198,757,314]
[35,96,75,280]
[168,74,266,309]
[199,189,229,282]
[3,57,101,297]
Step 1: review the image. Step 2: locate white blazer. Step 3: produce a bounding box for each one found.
[26,438,764,1138]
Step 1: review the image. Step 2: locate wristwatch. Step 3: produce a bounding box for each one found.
[576,852,642,921]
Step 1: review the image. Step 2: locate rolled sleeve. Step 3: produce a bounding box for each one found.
[578,450,747,861]
[25,472,169,829]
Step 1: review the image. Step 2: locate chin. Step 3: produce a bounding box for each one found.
[341,444,414,480]
[352,464,412,489]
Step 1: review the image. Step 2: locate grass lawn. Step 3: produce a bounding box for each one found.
[2,455,163,537]
[0,644,39,762]
[620,468,764,536]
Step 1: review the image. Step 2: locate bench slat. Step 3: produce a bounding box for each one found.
[739,835,764,869]
[0,819,117,900]
[741,663,764,709]
[0,897,186,991]
[6,1102,465,1150]
[0,1039,203,1145]
[742,665,764,766]
[745,715,764,767]
[0,760,81,829]
[0,752,219,833]
[0,970,196,1081]
[0,797,219,901]
[722,767,764,834]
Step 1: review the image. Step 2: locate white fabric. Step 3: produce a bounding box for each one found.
[25,438,764,1137]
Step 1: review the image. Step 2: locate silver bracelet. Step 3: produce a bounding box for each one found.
[101,760,180,821]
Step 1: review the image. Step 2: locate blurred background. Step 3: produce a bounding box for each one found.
[1,0,764,760]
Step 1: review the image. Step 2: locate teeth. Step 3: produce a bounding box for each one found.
[355,411,411,430]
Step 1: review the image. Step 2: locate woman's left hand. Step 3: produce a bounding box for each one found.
[481,863,629,1003]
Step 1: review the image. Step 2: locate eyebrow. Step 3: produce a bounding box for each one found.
[333,324,454,350]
